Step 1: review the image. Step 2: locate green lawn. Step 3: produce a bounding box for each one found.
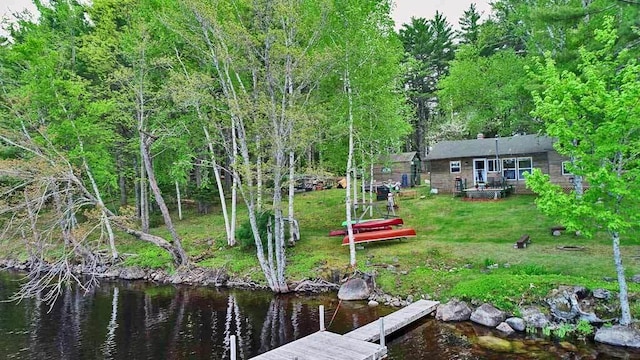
[102,187,640,314]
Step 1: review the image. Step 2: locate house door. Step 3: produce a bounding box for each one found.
[473,158,487,185]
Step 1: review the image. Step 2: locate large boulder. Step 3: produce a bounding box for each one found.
[595,325,640,348]
[520,306,549,329]
[119,267,146,280]
[436,299,472,322]
[470,303,506,328]
[338,278,371,300]
[202,269,229,286]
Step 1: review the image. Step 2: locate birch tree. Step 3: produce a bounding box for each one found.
[168,0,331,291]
[527,18,640,325]
[328,0,411,267]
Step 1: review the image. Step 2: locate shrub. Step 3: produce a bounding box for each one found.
[235,211,273,250]
[514,264,549,276]
[123,246,172,269]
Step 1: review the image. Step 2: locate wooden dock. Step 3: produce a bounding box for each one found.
[344,299,439,342]
[249,299,439,360]
[249,331,387,360]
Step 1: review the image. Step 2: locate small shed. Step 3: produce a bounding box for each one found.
[372,152,421,188]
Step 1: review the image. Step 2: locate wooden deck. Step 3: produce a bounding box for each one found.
[249,299,439,360]
[344,299,439,342]
[462,186,513,199]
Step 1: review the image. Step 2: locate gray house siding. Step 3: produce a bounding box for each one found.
[425,135,572,194]
[428,152,549,194]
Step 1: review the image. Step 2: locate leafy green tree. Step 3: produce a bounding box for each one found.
[527,18,639,325]
[168,0,340,291]
[438,46,536,137]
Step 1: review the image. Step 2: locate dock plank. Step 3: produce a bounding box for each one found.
[250,331,385,360]
[344,299,439,342]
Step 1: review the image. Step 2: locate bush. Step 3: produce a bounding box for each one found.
[123,245,172,269]
[514,264,549,276]
[235,211,273,250]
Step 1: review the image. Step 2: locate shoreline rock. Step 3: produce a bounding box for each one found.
[470,303,506,328]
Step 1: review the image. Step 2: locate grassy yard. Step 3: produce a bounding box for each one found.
[95,187,640,313]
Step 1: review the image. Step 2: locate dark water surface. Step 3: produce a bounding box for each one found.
[1,271,639,360]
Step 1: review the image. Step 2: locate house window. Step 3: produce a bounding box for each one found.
[450,160,461,173]
[502,157,533,180]
[562,161,572,175]
[502,158,516,180]
[518,157,532,180]
[487,159,501,173]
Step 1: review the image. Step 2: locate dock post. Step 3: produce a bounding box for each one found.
[319,305,325,331]
[230,335,237,360]
[379,317,385,349]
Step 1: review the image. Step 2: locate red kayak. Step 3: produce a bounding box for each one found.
[329,226,393,237]
[352,218,403,229]
[329,218,404,236]
[342,228,416,245]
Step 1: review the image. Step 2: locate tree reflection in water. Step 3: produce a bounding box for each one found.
[101,286,118,358]
[224,295,248,360]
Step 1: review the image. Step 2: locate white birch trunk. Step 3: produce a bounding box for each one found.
[175,181,182,221]
[612,230,631,325]
[139,136,149,233]
[344,68,357,267]
[369,162,374,217]
[230,118,239,247]
[352,162,358,220]
[288,151,296,245]
[361,167,366,211]
[140,136,188,266]
[613,152,631,325]
[257,136,263,212]
[203,126,233,246]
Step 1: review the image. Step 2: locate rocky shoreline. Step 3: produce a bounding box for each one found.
[2,258,640,349]
[338,274,640,349]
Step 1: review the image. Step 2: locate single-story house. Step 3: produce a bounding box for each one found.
[372,152,421,188]
[425,134,573,194]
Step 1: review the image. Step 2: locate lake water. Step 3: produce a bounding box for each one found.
[1,271,638,359]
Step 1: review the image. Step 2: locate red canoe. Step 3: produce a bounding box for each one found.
[352,218,403,229]
[341,228,416,245]
[329,218,404,236]
[329,226,393,237]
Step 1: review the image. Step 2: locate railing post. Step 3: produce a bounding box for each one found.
[319,305,325,331]
[379,317,385,349]
[230,335,237,360]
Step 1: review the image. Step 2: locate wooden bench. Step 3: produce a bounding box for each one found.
[551,226,567,236]
[514,234,531,249]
